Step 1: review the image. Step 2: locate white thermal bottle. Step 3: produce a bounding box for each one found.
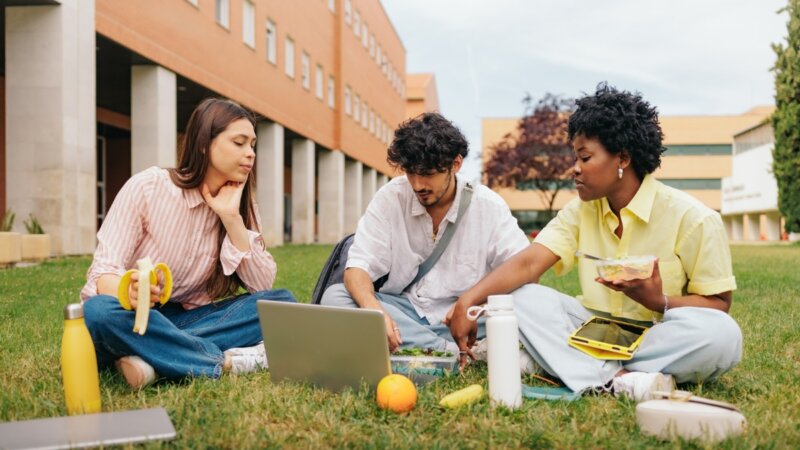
[486,294,522,409]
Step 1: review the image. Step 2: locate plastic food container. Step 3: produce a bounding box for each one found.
[595,255,656,282]
[390,354,458,382]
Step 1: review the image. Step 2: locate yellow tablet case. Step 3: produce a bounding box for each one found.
[568,316,649,360]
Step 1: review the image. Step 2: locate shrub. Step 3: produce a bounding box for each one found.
[23,214,45,234]
[1,209,14,232]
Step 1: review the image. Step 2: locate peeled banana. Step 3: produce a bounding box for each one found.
[118,257,173,335]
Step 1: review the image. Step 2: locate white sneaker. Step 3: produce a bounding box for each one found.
[115,355,157,389]
[224,342,268,375]
[470,338,541,375]
[518,346,541,375]
[612,371,675,402]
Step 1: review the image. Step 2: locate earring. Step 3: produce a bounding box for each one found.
[618,167,623,179]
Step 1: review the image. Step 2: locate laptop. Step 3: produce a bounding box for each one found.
[257,300,392,392]
[0,407,175,450]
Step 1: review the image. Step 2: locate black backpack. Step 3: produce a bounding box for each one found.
[310,234,387,304]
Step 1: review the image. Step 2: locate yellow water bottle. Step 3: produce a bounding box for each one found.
[61,303,101,415]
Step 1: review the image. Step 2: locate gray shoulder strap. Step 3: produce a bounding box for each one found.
[403,182,474,292]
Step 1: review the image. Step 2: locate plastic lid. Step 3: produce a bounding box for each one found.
[487,294,514,310]
[64,303,85,320]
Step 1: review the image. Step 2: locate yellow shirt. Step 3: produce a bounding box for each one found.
[534,174,736,322]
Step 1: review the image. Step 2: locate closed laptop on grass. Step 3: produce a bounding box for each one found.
[257,301,391,392]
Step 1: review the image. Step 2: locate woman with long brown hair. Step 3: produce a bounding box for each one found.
[81,98,295,389]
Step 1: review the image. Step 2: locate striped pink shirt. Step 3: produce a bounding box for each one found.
[80,167,277,309]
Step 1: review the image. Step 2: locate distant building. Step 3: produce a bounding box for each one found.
[0,0,435,254]
[482,107,774,232]
[405,73,439,120]
[721,120,786,241]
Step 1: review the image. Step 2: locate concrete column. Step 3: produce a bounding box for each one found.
[730,215,744,242]
[377,173,389,191]
[318,150,345,243]
[764,212,782,241]
[744,213,760,241]
[291,138,315,243]
[5,1,96,255]
[362,166,377,213]
[256,122,284,246]
[131,65,177,173]
[722,215,734,242]
[344,159,363,234]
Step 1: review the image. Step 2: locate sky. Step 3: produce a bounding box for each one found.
[381,0,789,182]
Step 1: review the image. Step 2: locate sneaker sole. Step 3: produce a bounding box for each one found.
[115,356,156,389]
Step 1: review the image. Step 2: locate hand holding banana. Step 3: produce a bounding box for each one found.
[117,257,173,335]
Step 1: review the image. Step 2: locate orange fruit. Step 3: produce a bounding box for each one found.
[376,374,417,413]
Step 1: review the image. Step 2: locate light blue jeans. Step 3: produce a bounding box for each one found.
[320,283,485,352]
[513,284,743,393]
[83,290,296,380]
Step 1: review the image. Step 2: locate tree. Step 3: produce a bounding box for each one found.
[484,93,575,221]
[772,0,800,233]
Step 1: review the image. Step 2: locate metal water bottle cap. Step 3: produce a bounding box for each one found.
[64,303,85,320]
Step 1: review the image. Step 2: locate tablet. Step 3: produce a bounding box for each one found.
[568,316,649,360]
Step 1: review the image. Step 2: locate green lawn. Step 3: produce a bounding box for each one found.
[0,245,798,448]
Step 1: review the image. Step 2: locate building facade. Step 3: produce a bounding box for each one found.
[482,107,774,232]
[1,0,427,254]
[721,121,786,242]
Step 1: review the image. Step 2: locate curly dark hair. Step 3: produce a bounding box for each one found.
[568,82,666,179]
[387,112,469,174]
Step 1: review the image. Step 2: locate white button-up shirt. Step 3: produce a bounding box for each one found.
[346,175,529,325]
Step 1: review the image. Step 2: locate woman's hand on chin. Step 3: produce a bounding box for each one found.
[202,180,245,220]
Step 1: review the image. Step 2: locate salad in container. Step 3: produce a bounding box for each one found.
[595,255,657,282]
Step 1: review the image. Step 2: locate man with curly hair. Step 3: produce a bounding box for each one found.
[450,83,743,401]
[321,112,529,355]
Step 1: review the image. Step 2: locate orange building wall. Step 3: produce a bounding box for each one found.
[95,0,403,176]
[0,75,4,216]
[405,73,439,120]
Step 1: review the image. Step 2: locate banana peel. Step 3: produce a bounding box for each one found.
[118,257,173,335]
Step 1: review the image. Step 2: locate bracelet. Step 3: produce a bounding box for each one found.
[653,294,669,325]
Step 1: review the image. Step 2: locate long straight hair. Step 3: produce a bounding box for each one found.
[169,98,258,300]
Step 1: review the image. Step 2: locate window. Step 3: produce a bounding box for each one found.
[344,85,352,116]
[382,53,388,75]
[315,64,324,99]
[344,0,352,25]
[362,23,368,47]
[369,33,375,58]
[361,101,368,128]
[301,52,310,90]
[328,0,335,13]
[375,116,380,137]
[215,0,230,29]
[353,94,360,121]
[354,11,360,37]
[285,37,295,78]
[328,75,335,108]
[377,44,382,66]
[266,20,277,64]
[242,1,255,48]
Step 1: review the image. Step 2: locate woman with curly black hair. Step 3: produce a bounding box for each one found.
[448,83,742,400]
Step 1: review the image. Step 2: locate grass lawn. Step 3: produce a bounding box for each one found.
[0,244,798,448]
